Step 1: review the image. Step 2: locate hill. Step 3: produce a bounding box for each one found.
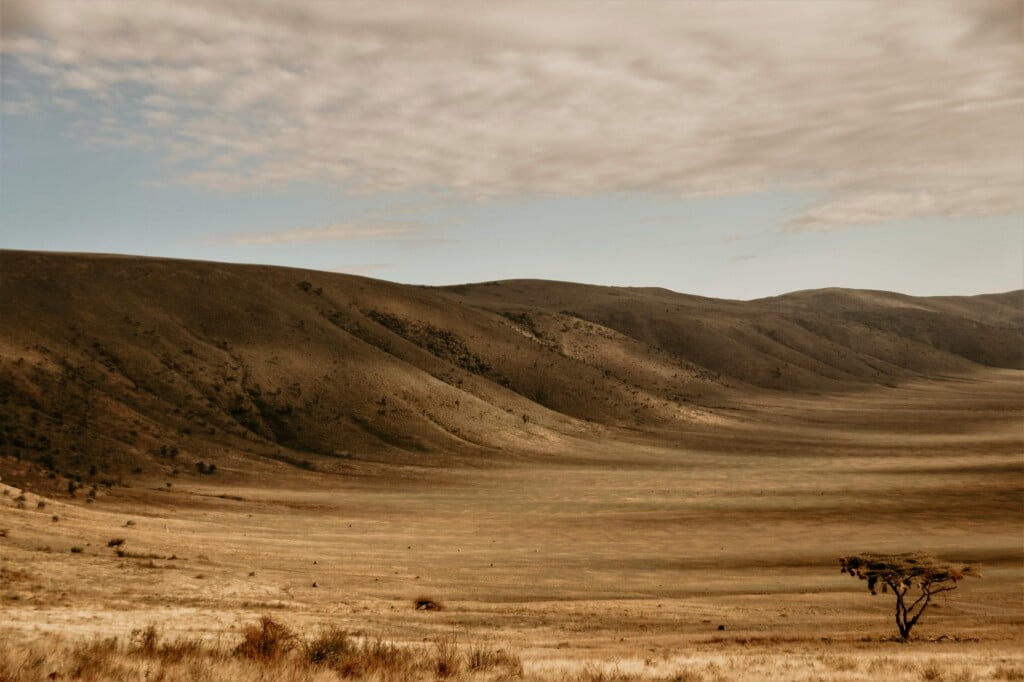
[0,250,1021,486]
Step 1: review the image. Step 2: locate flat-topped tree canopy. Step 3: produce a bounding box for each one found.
[839,553,979,640]
[841,553,977,593]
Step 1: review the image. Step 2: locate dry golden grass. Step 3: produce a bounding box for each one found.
[1,622,1022,681]
[0,620,528,682]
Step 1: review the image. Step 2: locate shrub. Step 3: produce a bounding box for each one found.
[107,538,126,548]
[299,629,423,677]
[70,546,83,554]
[233,616,297,661]
[195,462,217,475]
[414,596,443,610]
[304,627,353,666]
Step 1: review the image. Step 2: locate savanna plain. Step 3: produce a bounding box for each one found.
[1,253,1022,680]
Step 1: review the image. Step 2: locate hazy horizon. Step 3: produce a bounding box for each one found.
[4,245,1024,303]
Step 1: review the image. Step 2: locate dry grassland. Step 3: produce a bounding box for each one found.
[1,371,1022,680]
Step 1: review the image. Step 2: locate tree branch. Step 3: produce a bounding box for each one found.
[907,593,931,629]
[926,585,958,596]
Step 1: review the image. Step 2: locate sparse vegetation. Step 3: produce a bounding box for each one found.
[992,666,1024,681]
[366,309,496,376]
[0,255,1020,682]
[433,632,461,678]
[233,616,298,661]
[130,624,160,654]
[414,596,443,611]
[2,624,1014,682]
[304,626,353,667]
[467,643,523,675]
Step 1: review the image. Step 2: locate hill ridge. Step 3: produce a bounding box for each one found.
[1,250,1021,485]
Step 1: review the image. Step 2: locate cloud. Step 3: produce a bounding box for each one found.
[0,0,41,39]
[3,1,1022,230]
[213,224,415,245]
[1,97,35,116]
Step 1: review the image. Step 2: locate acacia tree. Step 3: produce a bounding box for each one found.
[839,553,978,640]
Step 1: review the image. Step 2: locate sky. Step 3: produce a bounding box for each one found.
[1,1,1022,300]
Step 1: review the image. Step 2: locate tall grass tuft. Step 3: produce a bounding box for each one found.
[233,616,297,662]
[433,632,461,678]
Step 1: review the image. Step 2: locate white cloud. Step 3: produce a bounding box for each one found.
[3,0,1022,230]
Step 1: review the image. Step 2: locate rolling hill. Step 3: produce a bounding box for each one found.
[1,250,1020,487]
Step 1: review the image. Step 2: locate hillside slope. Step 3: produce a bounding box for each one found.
[0,251,1020,486]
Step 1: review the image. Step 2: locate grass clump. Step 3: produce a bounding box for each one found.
[130,625,159,655]
[433,632,461,678]
[304,626,353,667]
[331,636,417,678]
[233,615,297,662]
[67,637,121,681]
[467,643,523,676]
[152,637,203,664]
[129,624,203,664]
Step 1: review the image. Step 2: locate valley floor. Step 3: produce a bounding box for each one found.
[1,370,1022,680]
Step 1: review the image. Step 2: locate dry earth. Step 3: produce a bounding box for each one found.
[0,252,1022,680]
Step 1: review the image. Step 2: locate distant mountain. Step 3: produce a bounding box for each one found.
[1,250,1020,485]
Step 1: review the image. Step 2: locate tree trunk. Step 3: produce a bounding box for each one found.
[893,585,912,640]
